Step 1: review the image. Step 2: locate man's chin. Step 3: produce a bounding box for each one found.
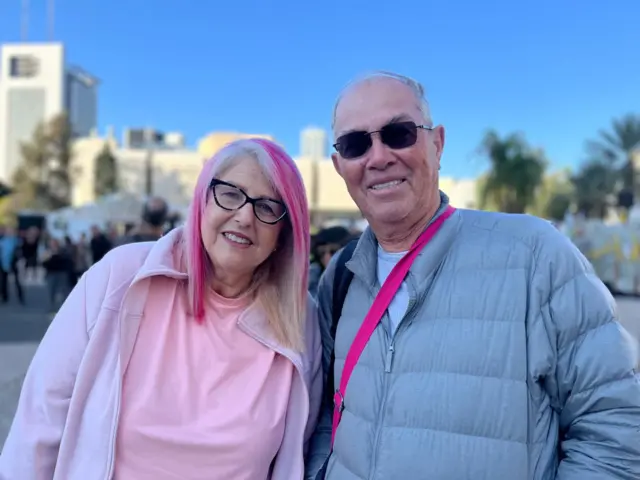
[363,203,411,226]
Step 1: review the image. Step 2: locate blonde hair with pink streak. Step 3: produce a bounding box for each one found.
[184,138,310,350]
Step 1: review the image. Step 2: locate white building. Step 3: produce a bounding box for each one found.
[0,42,98,182]
[70,126,478,217]
[300,126,327,160]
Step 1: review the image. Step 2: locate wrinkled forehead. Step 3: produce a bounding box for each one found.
[333,78,425,138]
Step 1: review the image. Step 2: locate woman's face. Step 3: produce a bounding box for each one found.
[200,157,285,290]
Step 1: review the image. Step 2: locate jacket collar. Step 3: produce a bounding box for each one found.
[347,190,462,290]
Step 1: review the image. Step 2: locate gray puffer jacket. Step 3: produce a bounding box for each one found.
[305,195,640,480]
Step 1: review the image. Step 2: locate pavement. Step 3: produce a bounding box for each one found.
[0,282,52,448]
[0,286,638,450]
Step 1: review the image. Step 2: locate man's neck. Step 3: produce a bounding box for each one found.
[374,201,441,253]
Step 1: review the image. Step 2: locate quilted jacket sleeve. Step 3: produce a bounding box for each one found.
[535,227,640,479]
[303,293,324,457]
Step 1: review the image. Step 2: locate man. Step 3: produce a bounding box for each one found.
[0,225,24,304]
[116,196,169,245]
[89,225,112,264]
[305,71,640,479]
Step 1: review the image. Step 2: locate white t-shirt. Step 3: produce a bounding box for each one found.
[376,245,410,335]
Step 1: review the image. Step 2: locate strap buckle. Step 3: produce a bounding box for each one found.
[333,389,345,413]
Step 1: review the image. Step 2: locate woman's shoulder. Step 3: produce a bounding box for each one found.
[98,242,155,274]
[85,242,156,298]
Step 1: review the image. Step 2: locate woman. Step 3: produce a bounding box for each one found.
[0,138,322,480]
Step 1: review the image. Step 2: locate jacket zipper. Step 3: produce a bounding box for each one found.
[103,309,127,480]
[103,270,187,480]
[367,274,419,480]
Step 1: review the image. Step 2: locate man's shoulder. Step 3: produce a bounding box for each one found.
[459,209,556,239]
[459,209,588,286]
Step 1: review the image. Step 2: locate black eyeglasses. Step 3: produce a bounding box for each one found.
[209,179,287,225]
[333,120,433,159]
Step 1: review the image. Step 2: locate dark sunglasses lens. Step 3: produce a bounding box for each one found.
[381,122,418,149]
[336,132,372,159]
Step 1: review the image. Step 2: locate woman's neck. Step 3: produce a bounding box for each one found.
[211,273,252,298]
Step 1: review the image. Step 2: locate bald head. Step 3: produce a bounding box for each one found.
[332,71,432,133]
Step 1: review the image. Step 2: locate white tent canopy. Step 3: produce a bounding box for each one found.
[47,193,146,240]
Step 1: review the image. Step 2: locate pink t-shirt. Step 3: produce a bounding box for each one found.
[114,277,294,480]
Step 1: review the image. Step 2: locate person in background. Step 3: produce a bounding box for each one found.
[308,226,353,297]
[89,225,112,264]
[73,232,91,281]
[21,226,40,283]
[63,235,79,288]
[40,237,72,311]
[0,225,24,305]
[305,71,640,479]
[116,196,169,245]
[0,138,322,480]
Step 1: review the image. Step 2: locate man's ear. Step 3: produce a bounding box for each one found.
[433,125,446,161]
[331,152,344,179]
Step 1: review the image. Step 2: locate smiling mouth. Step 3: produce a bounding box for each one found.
[222,232,252,245]
[369,179,406,191]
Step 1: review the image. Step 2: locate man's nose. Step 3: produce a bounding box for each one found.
[366,134,395,170]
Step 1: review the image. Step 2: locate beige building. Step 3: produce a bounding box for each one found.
[70,128,477,219]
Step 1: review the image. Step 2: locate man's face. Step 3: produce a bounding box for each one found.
[332,78,444,227]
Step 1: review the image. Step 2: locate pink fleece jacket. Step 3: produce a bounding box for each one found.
[0,228,323,480]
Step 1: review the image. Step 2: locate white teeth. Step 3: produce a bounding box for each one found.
[224,233,251,244]
[371,179,403,190]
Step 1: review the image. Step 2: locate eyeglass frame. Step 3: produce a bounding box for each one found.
[208,178,288,225]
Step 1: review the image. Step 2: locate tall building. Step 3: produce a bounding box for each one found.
[300,126,327,159]
[0,42,99,182]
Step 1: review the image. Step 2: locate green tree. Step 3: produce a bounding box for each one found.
[11,113,75,211]
[528,170,573,221]
[544,192,573,222]
[94,144,119,198]
[478,130,547,213]
[586,113,640,198]
[571,160,618,219]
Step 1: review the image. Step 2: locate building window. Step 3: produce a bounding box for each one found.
[9,55,40,78]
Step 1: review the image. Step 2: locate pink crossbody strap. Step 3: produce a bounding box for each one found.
[330,205,456,447]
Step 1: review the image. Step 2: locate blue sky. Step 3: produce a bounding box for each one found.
[1,0,638,178]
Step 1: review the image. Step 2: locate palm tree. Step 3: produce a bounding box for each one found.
[586,114,640,197]
[478,130,547,213]
[571,160,618,219]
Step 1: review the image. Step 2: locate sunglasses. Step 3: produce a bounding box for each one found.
[209,179,287,225]
[333,121,433,159]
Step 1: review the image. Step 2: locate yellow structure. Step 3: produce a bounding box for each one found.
[197,132,274,159]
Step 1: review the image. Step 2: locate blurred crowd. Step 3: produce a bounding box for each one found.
[1,195,362,311]
[0,196,173,311]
